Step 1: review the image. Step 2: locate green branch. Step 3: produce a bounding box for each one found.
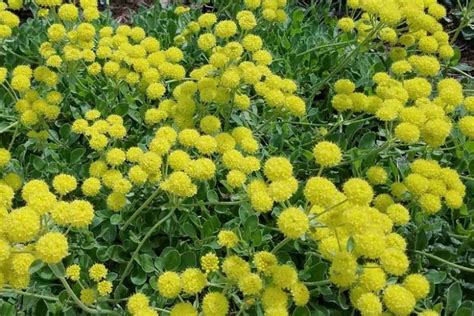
[272,237,291,254]
[413,250,474,273]
[121,186,162,230]
[117,209,176,289]
[0,289,59,301]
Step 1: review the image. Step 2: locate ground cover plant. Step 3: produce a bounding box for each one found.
[0,0,473,315]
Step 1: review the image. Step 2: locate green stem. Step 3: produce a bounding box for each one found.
[8,124,19,152]
[315,199,349,218]
[121,186,161,230]
[1,83,18,102]
[296,40,357,57]
[339,139,395,167]
[0,289,59,301]
[272,237,291,254]
[181,200,243,208]
[1,47,38,64]
[460,175,474,181]
[413,250,474,273]
[117,209,176,289]
[0,121,18,134]
[450,0,474,44]
[280,120,325,127]
[304,280,331,286]
[50,264,112,315]
[311,23,383,97]
[154,307,171,313]
[449,66,474,79]
[317,167,324,176]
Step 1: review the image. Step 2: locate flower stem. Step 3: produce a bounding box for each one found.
[0,289,59,301]
[121,186,161,230]
[117,209,176,289]
[8,124,20,152]
[0,121,18,134]
[50,264,105,315]
[413,250,474,273]
[181,200,243,208]
[304,280,331,286]
[450,0,474,44]
[272,237,291,254]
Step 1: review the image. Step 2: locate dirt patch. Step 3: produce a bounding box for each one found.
[109,0,156,23]
[457,40,474,72]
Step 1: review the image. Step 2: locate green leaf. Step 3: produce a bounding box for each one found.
[244,215,258,231]
[130,266,147,285]
[115,103,129,116]
[425,270,447,284]
[28,260,44,274]
[454,307,473,316]
[138,254,155,273]
[49,263,65,278]
[163,249,181,270]
[415,228,428,250]
[179,251,197,270]
[455,301,473,316]
[32,155,46,172]
[59,124,71,140]
[446,283,462,314]
[0,303,16,316]
[346,236,355,253]
[358,132,376,149]
[69,148,85,164]
[110,214,122,225]
[292,306,310,316]
[182,222,197,238]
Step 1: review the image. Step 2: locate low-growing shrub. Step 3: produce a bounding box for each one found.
[0,0,473,315]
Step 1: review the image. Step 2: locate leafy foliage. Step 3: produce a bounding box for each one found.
[0,0,473,315]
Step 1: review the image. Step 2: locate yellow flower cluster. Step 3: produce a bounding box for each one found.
[72,112,127,150]
[0,174,100,289]
[0,2,20,39]
[0,188,68,289]
[147,249,308,316]
[246,156,297,212]
[172,4,304,118]
[73,118,266,209]
[10,0,301,142]
[65,262,113,302]
[332,71,472,147]
[127,292,156,316]
[231,152,438,315]
[3,71,52,134]
[402,159,465,214]
[332,1,474,148]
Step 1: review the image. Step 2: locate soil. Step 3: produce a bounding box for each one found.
[457,40,474,72]
[109,0,156,23]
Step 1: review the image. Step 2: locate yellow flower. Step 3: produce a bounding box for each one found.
[403,274,430,300]
[383,285,416,316]
[200,253,219,273]
[277,207,309,239]
[97,280,113,296]
[217,230,239,248]
[202,292,229,316]
[89,263,108,282]
[52,174,77,195]
[66,264,81,281]
[80,288,95,305]
[181,268,206,295]
[313,141,342,167]
[35,232,68,264]
[158,271,182,298]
